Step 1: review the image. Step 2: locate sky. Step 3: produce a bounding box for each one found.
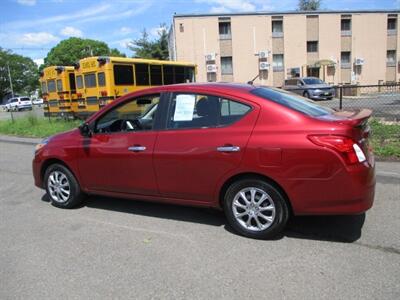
[1,0,399,65]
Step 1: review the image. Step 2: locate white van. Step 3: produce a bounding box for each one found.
[5,97,32,111]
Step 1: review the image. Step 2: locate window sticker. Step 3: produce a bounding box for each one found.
[173,94,195,121]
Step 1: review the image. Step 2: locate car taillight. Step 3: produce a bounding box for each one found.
[101,90,107,96]
[77,93,82,97]
[308,135,366,164]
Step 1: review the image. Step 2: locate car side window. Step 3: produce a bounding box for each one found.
[95,94,160,134]
[167,93,251,129]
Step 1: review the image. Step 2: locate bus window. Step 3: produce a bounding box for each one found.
[175,66,185,83]
[41,82,47,94]
[76,75,83,89]
[98,72,106,87]
[114,65,133,85]
[84,73,96,88]
[163,65,174,85]
[69,73,76,91]
[135,63,150,86]
[184,67,195,82]
[56,79,63,92]
[47,80,56,92]
[150,65,162,85]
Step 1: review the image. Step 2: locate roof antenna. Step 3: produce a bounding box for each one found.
[247,73,260,85]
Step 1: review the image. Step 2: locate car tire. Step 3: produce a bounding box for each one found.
[223,178,289,239]
[44,163,85,209]
[303,91,310,99]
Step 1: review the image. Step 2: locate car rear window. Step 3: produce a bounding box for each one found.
[20,97,30,101]
[251,87,333,117]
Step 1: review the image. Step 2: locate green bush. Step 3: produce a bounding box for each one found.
[0,116,81,138]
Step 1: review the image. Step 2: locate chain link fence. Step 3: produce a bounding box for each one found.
[282,83,400,122]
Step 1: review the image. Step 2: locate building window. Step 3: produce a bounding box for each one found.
[341,51,351,69]
[219,22,231,39]
[179,23,184,33]
[272,54,284,72]
[307,41,318,53]
[388,17,397,35]
[341,17,352,36]
[387,50,396,66]
[220,57,233,75]
[272,20,283,38]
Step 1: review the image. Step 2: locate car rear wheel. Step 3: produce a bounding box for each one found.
[44,164,84,208]
[223,178,289,239]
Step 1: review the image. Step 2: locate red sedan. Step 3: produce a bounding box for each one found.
[32,83,375,239]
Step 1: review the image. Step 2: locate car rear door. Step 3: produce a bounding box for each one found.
[153,91,260,203]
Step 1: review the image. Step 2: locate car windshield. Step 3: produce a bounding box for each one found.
[20,97,30,101]
[303,78,324,85]
[251,87,333,117]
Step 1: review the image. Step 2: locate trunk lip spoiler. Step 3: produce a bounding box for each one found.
[316,108,372,126]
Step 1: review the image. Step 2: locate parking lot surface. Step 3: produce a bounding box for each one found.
[0,141,399,299]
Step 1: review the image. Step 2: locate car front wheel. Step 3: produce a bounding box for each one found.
[224,178,289,239]
[44,164,84,208]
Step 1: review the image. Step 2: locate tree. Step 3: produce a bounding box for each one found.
[128,24,169,60]
[298,0,321,11]
[0,48,38,102]
[43,37,125,68]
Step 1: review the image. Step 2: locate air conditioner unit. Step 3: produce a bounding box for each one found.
[206,64,217,73]
[354,58,364,66]
[258,50,269,59]
[259,62,270,70]
[205,53,216,62]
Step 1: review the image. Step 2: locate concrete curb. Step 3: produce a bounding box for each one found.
[0,135,41,145]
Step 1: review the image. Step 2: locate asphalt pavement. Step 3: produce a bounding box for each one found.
[0,140,399,299]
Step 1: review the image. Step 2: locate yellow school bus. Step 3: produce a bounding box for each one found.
[73,56,196,118]
[39,66,76,117]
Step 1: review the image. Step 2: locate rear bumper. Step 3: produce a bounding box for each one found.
[289,161,375,215]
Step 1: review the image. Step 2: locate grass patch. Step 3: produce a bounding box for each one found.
[0,114,81,138]
[370,119,400,159]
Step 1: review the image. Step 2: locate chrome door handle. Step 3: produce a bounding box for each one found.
[217,145,240,152]
[128,145,146,152]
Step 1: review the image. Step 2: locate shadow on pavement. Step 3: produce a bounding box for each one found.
[285,214,366,243]
[44,193,366,243]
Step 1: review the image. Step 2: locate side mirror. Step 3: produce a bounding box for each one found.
[79,123,92,137]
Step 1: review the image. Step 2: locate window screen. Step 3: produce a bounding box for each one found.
[114,65,134,85]
[135,63,149,86]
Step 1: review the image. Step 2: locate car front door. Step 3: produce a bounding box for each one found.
[153,92,259,203]
[77,93,162,195]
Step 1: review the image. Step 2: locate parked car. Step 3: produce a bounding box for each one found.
[5,96,32,111]
[32,98,44,106]
[32,83,375,239]
[283,77,335,100]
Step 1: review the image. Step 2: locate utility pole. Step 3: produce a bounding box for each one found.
[7,63,14,97]
[7,63,14,122]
